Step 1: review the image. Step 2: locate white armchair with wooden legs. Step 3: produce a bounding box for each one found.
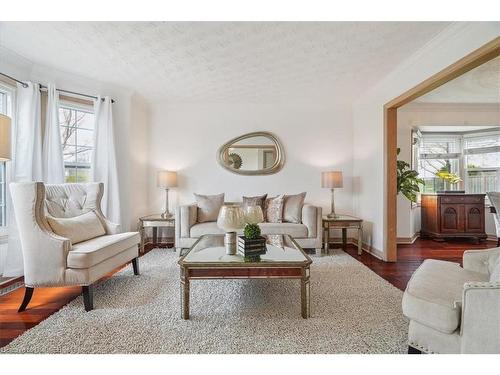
[402,248,500,353]
[10,182,140,312]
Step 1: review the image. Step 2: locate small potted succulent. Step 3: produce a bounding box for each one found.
[238,223,266,257]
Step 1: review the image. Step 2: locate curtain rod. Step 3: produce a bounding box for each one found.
[39,85,115,104]
[0,71,28,88]
[0,71,115,103]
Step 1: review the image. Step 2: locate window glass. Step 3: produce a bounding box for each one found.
[416,131,500,197]
[0,88,11,227]
[417,135,461,194]
[59,105,95,183]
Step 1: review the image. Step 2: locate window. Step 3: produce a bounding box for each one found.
[464,133,500,194]
[417,135,461,194]
[59,104,95,183]
[0,86,12,228]
[416,130,500,198]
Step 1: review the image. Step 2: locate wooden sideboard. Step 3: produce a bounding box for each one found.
[420,193,487,242]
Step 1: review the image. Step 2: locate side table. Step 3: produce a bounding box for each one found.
[323,215,363,255]
[138,214,175,254]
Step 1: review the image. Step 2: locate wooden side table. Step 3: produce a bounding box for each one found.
[138,214,175,254]
[323,215,363,255]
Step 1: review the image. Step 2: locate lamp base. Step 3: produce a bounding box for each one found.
[326,213,339,219]
[161,212,174,219]
[224,232,237,255]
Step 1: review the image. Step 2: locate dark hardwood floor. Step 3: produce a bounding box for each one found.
[0,238,496,348]
[343,237,496,290]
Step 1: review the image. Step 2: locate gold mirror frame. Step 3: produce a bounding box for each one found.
[217,131,285,175]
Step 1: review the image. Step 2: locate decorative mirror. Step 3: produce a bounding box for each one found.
[217,131,285,175]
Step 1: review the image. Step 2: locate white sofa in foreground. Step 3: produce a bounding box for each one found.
[402,248,500,354]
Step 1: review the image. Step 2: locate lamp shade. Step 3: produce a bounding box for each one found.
[321,171,343,188]
[217,204,245,232]
[244,205,264,224]
[157,170,178,188]
[0,114,11,161]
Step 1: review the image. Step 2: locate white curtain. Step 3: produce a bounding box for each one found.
[42,83,64,183]
[92,96,121,225]
[3,82,43,277]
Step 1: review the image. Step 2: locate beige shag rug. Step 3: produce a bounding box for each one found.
[1,249,408,354]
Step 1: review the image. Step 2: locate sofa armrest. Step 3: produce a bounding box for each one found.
[102,219,121,235]
[302,204,321,238]
[94,210,121,234]
[463,248,500,275]
[10,182,72,287]
[460,281,500,353]
[176,204,198,238]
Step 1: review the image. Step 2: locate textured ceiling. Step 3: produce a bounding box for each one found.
[417,56,500,104]
[0,22,451,103]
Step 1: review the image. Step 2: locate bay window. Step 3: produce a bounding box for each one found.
[415,130,500,199]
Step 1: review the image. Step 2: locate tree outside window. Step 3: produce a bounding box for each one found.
[59,105,95,183]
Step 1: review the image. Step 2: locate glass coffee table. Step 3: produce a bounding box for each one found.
[178,234,312,319]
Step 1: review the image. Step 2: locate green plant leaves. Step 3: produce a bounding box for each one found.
[397,150,424,203]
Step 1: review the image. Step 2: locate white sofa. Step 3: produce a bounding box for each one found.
[402,248,500,353]
[10,182,140,312]
[175,203,322,253]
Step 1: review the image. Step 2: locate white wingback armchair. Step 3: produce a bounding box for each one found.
[402,248,500,353]
[10,182,140,312]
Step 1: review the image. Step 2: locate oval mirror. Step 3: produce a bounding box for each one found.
[217,131,285,175]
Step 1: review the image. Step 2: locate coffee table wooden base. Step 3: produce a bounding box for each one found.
[180,266,311,320]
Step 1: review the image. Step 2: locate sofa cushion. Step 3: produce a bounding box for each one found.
[47,210,106,244]
[264,195,284,223]
[402,259,488,334]
[283,192,306,223]
[242,194,267,213]
[67,232,140,269]
[189,221,308,238]
[194,193,224,223]
[260,222,308,238]
[190,222,225,237]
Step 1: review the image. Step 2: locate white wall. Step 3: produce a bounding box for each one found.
[396,103,500,240]
[352,22,500,259]
[148,101,354,220]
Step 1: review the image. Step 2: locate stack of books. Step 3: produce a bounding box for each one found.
[237,236,267,257]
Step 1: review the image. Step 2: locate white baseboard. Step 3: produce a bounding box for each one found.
[329,237,384,261]
[397,232,420,245]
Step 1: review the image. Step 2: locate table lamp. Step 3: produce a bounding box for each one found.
[322,171,343,218]
[157,170,177,218]
[217,204,245,255]
[244,205,264,224]
[0,114,12,161]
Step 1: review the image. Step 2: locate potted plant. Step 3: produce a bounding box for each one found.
[397,148,424,203]
[238,223,266,257]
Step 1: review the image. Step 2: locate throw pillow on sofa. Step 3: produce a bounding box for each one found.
[264,195,285,223]
[46,210,106,244]
[194,193,225,223]
[242,194,267,217]
[283,192,306,223]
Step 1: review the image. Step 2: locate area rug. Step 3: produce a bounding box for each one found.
[1,249,408,354]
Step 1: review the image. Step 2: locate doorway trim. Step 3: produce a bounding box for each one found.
[384,37,500,262]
